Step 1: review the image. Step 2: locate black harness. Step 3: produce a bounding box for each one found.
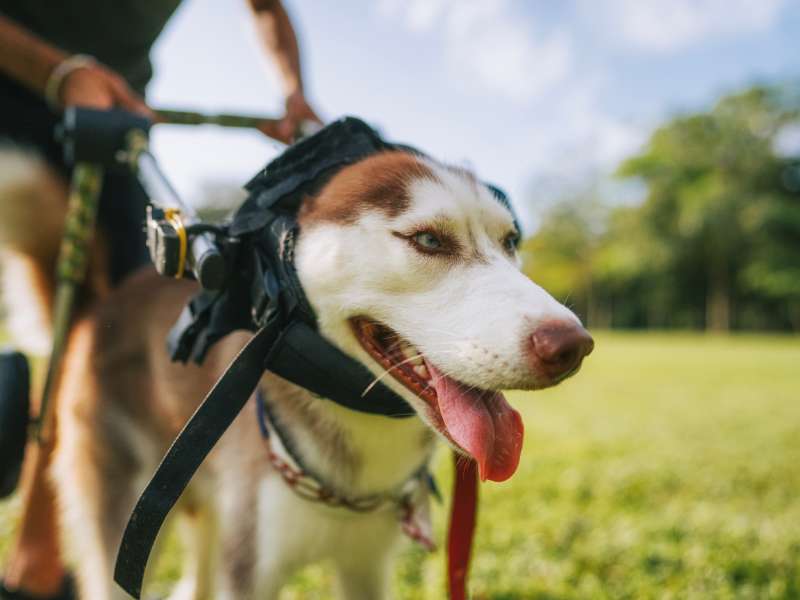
[114,117,517,598]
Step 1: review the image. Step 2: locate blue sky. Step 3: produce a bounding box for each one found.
[148,0,800,232]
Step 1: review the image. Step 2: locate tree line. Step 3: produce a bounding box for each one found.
[522,84,800,332]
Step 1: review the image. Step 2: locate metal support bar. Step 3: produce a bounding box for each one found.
[31,163,103,442]
[126,130,226,290]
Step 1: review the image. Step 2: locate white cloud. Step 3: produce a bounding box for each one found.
[378,0,573,102]
[376,0,651,230]
[523,81,648,175]
[774,123,800,158]
[400,0,450,32]
[509,80,651,231]
[589,0,788,53]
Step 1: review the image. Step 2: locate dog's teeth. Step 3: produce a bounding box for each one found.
[400,344,416,360]
[413,364,430,380]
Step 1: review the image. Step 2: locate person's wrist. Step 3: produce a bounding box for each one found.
[284,83,304,101]
[43,54,96,109]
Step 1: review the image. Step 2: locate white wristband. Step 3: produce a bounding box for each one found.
[44,54,96,109]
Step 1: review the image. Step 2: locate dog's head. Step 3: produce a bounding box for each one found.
[294,151,593,482]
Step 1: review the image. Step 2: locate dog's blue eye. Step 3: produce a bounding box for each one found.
[413,231,442,250]
[503,232,520,253]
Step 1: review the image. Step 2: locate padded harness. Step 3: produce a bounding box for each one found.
[114,117,518,599]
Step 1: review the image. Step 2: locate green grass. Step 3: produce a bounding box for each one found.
[2,333,799,598]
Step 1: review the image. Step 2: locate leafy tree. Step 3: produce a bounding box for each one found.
[524,83,800,331]
[521,193,604,323]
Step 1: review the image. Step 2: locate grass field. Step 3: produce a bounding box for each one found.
[1,332,799,598]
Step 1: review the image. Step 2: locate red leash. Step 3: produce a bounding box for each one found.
[447,452,479,600]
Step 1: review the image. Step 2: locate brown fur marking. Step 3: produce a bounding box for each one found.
[298,151,438,226]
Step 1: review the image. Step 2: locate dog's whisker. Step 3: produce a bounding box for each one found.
[361,353,427,397]
[360,347,465,398]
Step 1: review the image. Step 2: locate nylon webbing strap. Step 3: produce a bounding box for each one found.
[114,323,278,598]
[448,454,479,600]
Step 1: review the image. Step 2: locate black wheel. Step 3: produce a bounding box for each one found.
[0,350,30,499]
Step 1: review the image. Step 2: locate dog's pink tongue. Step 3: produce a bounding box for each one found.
[428,364,524,482]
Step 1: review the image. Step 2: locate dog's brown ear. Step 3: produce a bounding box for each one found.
[298,152,438,226]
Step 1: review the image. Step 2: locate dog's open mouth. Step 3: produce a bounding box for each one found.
[350,317,524,482]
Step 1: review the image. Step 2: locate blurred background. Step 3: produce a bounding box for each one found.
[151,3,797,597]
[3,1,800,598]
[151,0,800,334]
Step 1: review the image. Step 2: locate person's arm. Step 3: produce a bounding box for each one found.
[0,14,150,115]
[0,14,65,96]
[247,0,321,141]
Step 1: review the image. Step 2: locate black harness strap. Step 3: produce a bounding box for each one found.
[114,321,278,599]
[264,321,415,418]
[114,319,412,598]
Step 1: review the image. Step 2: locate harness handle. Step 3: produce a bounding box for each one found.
[155,108,280,131]
[155,108,322,143]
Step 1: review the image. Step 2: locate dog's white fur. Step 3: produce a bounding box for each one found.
[0,147,64,354]
[0,149,582,599]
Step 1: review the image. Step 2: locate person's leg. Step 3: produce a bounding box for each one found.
[0,73,150,597]
[1,437,70,599]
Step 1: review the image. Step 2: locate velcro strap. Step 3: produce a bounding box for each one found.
[114,321,279,598]
[265,321,414,418]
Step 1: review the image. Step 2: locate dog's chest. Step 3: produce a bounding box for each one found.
[252,474,406,575]
[291,401,436,496]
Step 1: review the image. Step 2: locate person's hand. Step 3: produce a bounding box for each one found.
[262,90,321,143]
[59,63,153,118]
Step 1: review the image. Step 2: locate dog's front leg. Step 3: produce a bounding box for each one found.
[334,560,394,600]
[217,476,296,600]
[165,501,217,600]
[331,515,401,600]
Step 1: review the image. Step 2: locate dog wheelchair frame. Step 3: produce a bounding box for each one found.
[26,106,305,442]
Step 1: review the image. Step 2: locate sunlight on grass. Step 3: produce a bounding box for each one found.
[1,333,798,598]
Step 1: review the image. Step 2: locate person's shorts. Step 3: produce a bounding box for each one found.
[0,73,150,285]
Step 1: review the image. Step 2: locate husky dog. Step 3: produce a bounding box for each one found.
[0,149,592,599]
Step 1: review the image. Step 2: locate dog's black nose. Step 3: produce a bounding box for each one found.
[531,321,594,380]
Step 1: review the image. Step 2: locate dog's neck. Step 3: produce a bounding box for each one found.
[259,373,435,498]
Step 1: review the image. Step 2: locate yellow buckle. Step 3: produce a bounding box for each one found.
[164,208,187,279]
